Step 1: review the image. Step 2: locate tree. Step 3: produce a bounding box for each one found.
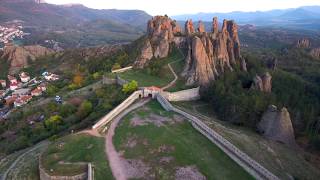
[73,73,84,87]
[122,80,138,94]
[112,63,121,70]
[44,115,63,131]
[77,100,93,118]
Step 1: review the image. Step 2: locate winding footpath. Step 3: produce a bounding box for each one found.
[161,61,179,90]
[105,98,150,180]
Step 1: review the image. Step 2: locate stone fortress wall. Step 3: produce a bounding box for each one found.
[156,93,279,180]
[39,157,93,180]
[161,87,200,101]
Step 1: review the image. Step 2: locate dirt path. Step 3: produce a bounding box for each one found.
[105,98,150,180]
[77,129,102,137]
[161,60,180,91]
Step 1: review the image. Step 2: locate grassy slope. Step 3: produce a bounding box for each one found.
[114,101,252,179]
[119,48,187,88]
[41,134,113,180]
[173,100,320,180]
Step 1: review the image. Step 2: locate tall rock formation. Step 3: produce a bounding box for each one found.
[134,16,182,68]
[134,16,245,86]
[182,18,245,86]
[310,48,320,59]
[296,38,311,48]
[258,105,296,146]
[197,21,205,33]
[1,45,53,74]
[252,72,272,93]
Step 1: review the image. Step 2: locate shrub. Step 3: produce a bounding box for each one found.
[122,80,138,94]
[44,115,63,131]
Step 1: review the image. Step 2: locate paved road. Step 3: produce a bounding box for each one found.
[105,98,150,180]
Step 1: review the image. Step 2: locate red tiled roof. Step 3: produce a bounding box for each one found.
[145,86,161,91]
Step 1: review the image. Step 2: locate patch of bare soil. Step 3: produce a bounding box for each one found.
[130,113,183,127]
[125,136,137,148]
[120,158,153,179]
[175,166,206,180]
[159,156,174,164]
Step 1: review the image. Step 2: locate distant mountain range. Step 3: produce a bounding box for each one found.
[173,6,320,30]
[0,0,151,47]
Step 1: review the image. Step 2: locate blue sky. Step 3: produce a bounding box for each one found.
[45,0,320,15]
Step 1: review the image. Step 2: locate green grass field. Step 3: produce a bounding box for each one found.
[173,100,320,180]
[113,101,253,179]
[41,134,113,180]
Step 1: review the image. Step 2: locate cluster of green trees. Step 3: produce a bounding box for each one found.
[202,52,320,150]
[0,85,126,155]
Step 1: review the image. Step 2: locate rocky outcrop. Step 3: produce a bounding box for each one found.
[1,45,53,74]
[197,21,205,33]
[185,19,195,35]
[134,16,245,86]
[135,16,182,68]
[252,72,272,93]
[182,18,245,86]
[296,38,311,48]
[258,105,296,146]
[310,48,320,59]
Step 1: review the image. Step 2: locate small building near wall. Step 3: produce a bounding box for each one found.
[142,86,162,98]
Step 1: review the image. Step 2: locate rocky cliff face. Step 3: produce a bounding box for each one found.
[1,45,53,74]
[135,16,245,86]
[252,72,272,93]
[134,16,182,68]
[258,105,296,146]
[310,48,320,59]
[182,18,245,86]
[296,38,311,48]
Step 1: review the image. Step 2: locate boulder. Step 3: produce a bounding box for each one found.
[258,105,296,146]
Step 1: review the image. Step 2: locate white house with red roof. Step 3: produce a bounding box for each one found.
[9,82,18,91]
[14,95,32,107]
[19,72,30,83]
[31,88,42,96]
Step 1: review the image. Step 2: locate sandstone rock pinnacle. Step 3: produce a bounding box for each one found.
[258,105,296,146]
[185,19,195,35]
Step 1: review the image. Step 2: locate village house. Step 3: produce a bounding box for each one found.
[5,95,18,106]
[19,72,30,83]
[14,95,32,107]
[43,72,59,81]
[7,75,17,84]
[37,83,47,91]
[9,82,18,91]
[0,80,6,88]
[31,88,42,96]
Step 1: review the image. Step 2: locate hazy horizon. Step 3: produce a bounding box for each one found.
[45,0,320,16]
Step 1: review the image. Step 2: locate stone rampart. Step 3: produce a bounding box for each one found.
[92,90,143,130]
[156,94,279,180]
[161,87,200,102]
